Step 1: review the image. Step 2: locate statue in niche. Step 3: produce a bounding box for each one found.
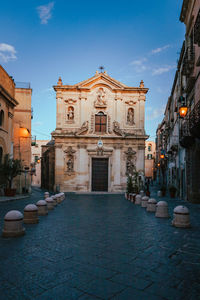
[125,147,136,175]
[127,108,134,125]
[67,106,74,120]
[95,88,107,107]
[67,157,74,172]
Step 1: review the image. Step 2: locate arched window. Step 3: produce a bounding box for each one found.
[0,110,4,127]
[148,144,152,152]
[127,108,134,124]
[67,106,74,120]
[95,112,107,133]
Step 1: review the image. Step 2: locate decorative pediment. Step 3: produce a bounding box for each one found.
[77,73,127,91]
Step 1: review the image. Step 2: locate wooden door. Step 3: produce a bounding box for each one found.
[92,158,108,191]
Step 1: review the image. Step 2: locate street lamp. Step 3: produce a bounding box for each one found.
[178,96,188,118]
[179,106,188,118]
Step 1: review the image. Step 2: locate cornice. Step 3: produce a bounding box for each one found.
[0,85,18,107]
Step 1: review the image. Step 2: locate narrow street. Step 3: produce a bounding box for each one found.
[0,186,199,299]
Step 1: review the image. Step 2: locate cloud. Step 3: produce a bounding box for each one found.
[152,65,175,75]
[146,106,165,121]
[151,45,171,54]
[130,58,148,73]
[130,58,147,66]
[37,2,54,24]
[0,43,17,62]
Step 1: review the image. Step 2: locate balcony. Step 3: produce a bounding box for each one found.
[179,117,195,148]
[182,47,195,77]
[167,135,178,152]
[189,101,200,138]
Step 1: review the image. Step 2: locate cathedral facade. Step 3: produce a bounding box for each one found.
[52,71,148,192]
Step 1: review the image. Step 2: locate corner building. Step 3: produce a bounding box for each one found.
[52,71,148,192]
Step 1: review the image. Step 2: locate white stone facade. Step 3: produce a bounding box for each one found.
[52,71,148,192]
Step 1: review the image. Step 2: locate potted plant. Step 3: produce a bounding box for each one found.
[160,185,167,196]
[0,154,22,196]
[126,175,134,198]
[169,185,177,198]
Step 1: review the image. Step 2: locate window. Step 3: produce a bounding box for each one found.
[95,112,107,133]
[0,110,4,127]
[148,144,152,152]
[147,154,152,160]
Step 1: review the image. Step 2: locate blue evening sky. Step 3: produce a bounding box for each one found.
[0,0,185,141]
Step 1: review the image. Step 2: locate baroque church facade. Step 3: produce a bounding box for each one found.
[51,71,148,192]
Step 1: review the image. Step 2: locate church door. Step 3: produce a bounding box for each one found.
[92,158,108,191]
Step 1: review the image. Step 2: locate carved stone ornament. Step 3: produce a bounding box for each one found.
[64,147,76,174]
[113,121,125,137]
[125,147,137,175]
[75,121,89,136]
[64,146,76,156]
[94,88,107,108]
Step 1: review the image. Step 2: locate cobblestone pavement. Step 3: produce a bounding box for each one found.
[0,186,200,299]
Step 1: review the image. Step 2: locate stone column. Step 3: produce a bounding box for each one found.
[54,144,63,191]
[56,94,63,128]
[113,149,121,185]
[79,94,87,125]
[139,94,145,131]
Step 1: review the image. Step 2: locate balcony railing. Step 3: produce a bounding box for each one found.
[179,117,195,148]
[182,47,195,76]
[189,101,200,138]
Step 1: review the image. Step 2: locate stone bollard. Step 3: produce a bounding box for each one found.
[125,192,128,199]
[172,206,190,228]
[140,190,145,197]
[46,197,54,210]
[51,196,57,206]
[146,198,157,212]
[60,192,65,201]
[54,194,60,204]
[131,193,136,203]
[2,210,25,237]
[157,191,162,197]
[44,192,50,199]
[36,200,48,216]
[24,204,39,224]
[141,196,149,208]
[155,201,169,218]
[135,195,142,205]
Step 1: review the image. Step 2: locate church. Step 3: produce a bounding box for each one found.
[51,70,149,192]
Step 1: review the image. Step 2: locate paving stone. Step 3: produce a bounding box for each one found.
[110,272,152,290]
[111,287,162,300]
[0,186,200,299]
[34,283,83,300]
[76,278,126,299]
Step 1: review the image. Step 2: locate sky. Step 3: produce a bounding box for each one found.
[0,0,185,141]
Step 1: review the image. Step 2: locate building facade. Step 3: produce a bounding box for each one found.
[51,71,148,192]
[156,0,200,202]
[31,140,49,187]
[145,140,156,179]
[13,82,32,193]
[0,65,18,162]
